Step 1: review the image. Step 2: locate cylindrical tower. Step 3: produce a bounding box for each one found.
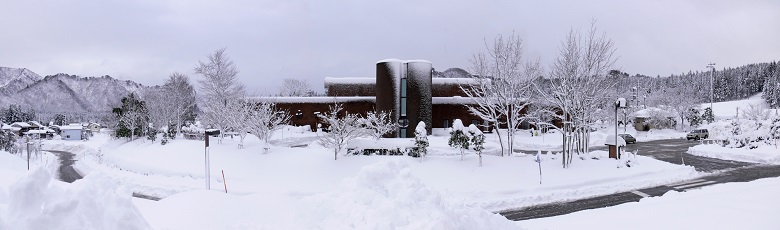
[405,60,432,137]
[376,59,403,137]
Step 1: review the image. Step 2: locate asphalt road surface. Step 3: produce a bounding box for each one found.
[47,150,83,183]
[502,139,780,221]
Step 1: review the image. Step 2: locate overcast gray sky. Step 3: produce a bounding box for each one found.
[2,0,778,94]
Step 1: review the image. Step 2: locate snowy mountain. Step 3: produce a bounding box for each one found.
[0,67,147,114]
[0,67,42,93]
[433,68,474,78]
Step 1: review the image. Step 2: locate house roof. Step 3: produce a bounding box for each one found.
[28,121,44,127]
[630,107,675,118]
[11,122,31,128]
[60,125,83,130]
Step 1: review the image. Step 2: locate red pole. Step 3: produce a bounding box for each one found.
[222,170,227,193]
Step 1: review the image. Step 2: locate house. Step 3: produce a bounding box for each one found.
[630,107,676,131]
[87,123,101,133]
[10,122,32,136]
[27,121,44,130]
[24,129,55,140]
[60,124,85,140]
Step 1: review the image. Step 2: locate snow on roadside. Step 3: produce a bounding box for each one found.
[688,143,780,164]
[520,177,780,229]
[134,160,521,230]
[0,154,150,230]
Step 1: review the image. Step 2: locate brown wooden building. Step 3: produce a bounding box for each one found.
[252,60,557,137]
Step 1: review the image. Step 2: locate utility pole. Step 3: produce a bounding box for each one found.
[707,63,716,109]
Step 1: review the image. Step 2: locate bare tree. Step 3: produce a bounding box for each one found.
[163,72,197,135]
[247,101,291,149]
[144,87,173,133]
[462,32,539,157]
[278,78,313,96]
[195,48,245,141]
[223,98,253,148]
[317,103,365,160]
[362,110,396,140]
[535,22,617,168]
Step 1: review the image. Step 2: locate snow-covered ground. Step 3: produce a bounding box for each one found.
[700,93,779,120]
[0,152,151,229]
[520,177,780,229]
[686,93,780,165]
[0,124,712,229]
[513,126,686,151]
[37,127,697,215]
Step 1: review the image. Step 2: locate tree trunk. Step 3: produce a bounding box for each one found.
[494,123,505,157]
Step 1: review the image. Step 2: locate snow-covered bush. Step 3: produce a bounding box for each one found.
[413,121,428,160]
[448,119,470,160]
[362,111,396,140]
[317,103,365,160]
[468,124,485,167]
[646,109,675,129]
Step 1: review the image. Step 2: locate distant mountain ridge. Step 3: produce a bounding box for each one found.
[0,67,148,114]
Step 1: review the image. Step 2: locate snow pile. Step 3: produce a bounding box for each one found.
[521,177,780,229]
[1,168,150,229]
[604,135,626,146]
[688,144,780,164]
[300,160,519,229]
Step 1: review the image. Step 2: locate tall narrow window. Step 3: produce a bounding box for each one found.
[400,78,407,116]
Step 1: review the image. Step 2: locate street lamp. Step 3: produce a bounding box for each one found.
[707,63,716,109]
[615,98,627,159]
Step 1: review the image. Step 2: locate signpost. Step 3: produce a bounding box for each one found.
[535,150,542,184]
[204,129,220,190]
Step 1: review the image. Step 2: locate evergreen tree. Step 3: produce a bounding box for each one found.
[702,107,715,123]
[413,121,429,161]
[468,124,485,167]
[448,119,470,161]
[687,108,701,127]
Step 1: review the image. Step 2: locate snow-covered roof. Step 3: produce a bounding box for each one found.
[604,135,627,146]
[11,122,31,128]
[250,96,376,104]
[1,124,10,130]
[324,77,374,85]
[431,96,478,105]
[630,107,675,118]
[376,58,404,64]
[28,121,43,127]
[431,78,479,85]
[24,130,49,134]
[60,125,83,130]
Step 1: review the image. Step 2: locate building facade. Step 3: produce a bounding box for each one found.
[256,59,501,138]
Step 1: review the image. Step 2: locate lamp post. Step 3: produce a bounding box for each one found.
[615,98,626,159]
[707,63,716,109]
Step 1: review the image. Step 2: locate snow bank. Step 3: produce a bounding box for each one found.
[299,160,519,229]
[2,168,150,229]
[521,177,780,229]
[136,160,521,229]
[688,143,780,164]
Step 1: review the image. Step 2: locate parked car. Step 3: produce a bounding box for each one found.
[686,129,709,140]
[618,134,636,144]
